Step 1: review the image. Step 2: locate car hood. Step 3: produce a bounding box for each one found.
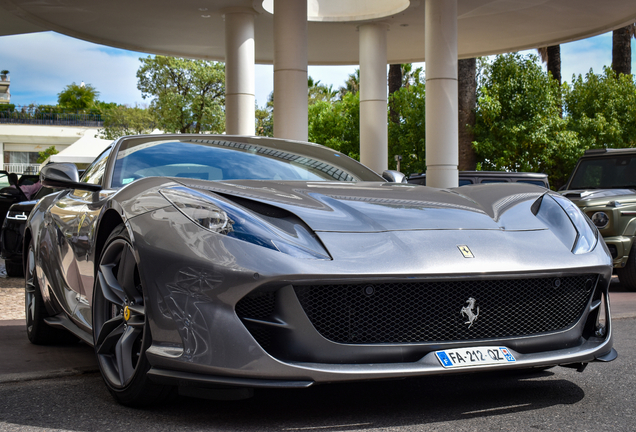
[561,188,636,206]
[178,180,548,233]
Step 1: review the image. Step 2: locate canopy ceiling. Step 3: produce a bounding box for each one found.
[1,0,635,64]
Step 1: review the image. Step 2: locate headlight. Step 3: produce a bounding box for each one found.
[161,186,330,260]
[159,188,234,234]
[591,212,609,229]
[532,193,598,254]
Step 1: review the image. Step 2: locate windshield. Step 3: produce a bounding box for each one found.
[111,138,382,188]
[569,155,636,189]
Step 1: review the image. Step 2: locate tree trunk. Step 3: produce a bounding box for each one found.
[458,58,477,171]
[388,64,402,123]
[547,45,562,117]
[612,26,632,76]
[547,45,561,84]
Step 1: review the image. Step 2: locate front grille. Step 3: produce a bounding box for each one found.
[294,275,596,344]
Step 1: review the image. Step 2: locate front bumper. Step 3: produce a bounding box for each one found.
[143,273,615,386]
[129,208,616,388]
[602,235,634,268]
[148,341,617,390]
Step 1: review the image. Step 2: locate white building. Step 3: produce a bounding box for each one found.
[0,72,9,105]
[0,125,105,173]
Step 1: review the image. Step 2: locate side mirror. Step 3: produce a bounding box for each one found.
[382,170,408,183]
[41,163,102,192]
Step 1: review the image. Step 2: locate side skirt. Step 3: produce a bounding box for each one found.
[44,314,94,346]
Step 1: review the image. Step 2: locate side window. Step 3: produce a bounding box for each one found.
[81,148,111,186]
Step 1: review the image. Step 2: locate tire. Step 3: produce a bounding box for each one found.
[5,260,24,278]
[616,242,636,292]
[92,224,171,407]
[25,243,77,345]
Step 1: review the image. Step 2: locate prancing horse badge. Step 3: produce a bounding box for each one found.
[457,245,474,258]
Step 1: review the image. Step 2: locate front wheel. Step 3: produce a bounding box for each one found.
[616,242,636,292]
[92,224,171,406]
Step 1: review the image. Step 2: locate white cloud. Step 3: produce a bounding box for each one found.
[0,32,145,106]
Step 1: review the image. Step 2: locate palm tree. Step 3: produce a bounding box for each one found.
[538,46,562,117]
[388,64,402,123]
[458,58,477,171]
[308,77,337,104]
[537,46,561,84]
[338,69,360,98]
[612,23,636,76]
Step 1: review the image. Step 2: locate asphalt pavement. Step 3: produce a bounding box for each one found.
[0,318,634,431]
[0,319,97,384]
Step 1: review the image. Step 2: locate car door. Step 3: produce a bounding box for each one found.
[47,150,111,330]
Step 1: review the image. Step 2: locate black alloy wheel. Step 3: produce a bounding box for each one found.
[93,225,170,406]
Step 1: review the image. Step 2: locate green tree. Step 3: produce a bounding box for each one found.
[57,82,99,111]
[564,67,636,150]
[98,105,158,140]
[388,76,426,175]
[473,53,579,189]
[137,56,225,133]
[37,146,59,163]
[308,92,360,160]
[256,92,274,137]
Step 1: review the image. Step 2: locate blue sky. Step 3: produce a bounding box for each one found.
[0,30,634,109]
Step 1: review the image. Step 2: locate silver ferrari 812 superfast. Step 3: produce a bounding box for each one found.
[25,135,616,406]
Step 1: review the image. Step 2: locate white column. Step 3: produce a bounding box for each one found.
[359,23,388,174]
[224,8,255,135]
[425,0,458,188]
[273,0,308,141]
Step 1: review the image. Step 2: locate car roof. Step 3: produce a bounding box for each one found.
[582,148,636,157]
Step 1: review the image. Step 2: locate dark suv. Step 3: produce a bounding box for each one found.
[560,148,636,291]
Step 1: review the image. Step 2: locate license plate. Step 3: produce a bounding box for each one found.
[435,347,516,368]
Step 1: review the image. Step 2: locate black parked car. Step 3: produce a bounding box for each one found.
[1,186,53,277]
[0,170,40,225]
[0,171,45,277]
[408,171,550,188]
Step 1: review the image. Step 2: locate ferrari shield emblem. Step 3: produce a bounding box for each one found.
[457,245,474,258]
